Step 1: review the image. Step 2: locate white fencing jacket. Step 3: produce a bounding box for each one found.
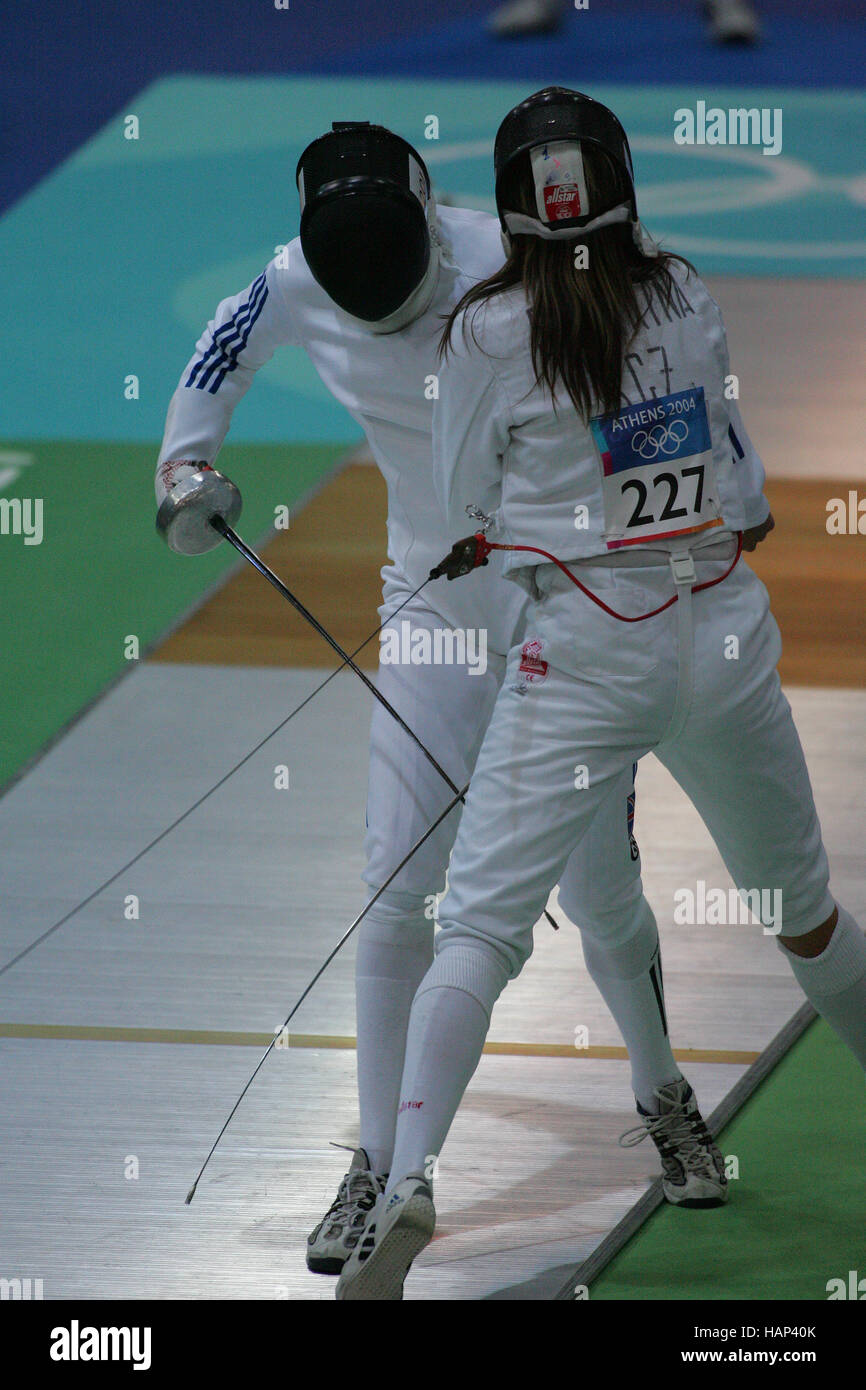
[156,206,527,654]
[432,262,769,581]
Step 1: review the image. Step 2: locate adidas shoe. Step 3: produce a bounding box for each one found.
[619,1079,728,1208]
[335,1175,435,1301]
[306,1147,386,1274]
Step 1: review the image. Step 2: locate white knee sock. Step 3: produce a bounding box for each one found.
[782,905,866,1071]
[386,944,510,1194]
[580,900,682,1112]
[355,891,434,1175]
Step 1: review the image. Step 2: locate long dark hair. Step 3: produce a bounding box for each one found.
[440,146,695,419]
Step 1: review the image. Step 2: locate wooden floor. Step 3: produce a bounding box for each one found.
[153,463,866,688]
[754,477,866,687]
[7,453,865,1301]
[3,663,863,1299]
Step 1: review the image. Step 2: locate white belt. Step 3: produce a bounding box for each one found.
[535,533,738,598]
[566,533,739,569]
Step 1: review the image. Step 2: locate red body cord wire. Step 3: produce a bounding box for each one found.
[477,532,744,623]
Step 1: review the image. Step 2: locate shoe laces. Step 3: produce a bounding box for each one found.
[619,1102,719,1177]
[322,1168,384,1237]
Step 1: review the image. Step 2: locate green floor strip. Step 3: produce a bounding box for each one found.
[0,438,346,790]
[588,1018,866,1301]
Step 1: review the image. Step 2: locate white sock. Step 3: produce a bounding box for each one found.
[355,891,434,1175]
[782,905,866,1071]
[580,901,682,1112]
[386,944,510,1194]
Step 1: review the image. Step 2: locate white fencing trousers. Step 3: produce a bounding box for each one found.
[435,555,835,980]
[362,593,646,937]
[358,592,655,1171]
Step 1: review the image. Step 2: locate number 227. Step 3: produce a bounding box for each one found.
[622,464,705,528]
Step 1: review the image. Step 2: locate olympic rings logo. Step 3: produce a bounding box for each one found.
[631,419,689,460]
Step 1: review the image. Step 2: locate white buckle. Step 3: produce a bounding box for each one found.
[669,551,696,586]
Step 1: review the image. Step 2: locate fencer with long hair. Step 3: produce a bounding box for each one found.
[336,88,866,1301]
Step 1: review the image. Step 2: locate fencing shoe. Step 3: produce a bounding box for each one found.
[619,1079,728,1208]
[306,1147,386,1274]
[335,1175,435,1300]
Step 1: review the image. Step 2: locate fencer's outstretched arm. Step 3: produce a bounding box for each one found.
[155,258,298,506]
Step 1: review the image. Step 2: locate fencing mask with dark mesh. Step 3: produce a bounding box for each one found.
[296,122,439,332]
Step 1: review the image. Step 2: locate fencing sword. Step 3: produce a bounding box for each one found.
[1,477,557,981]
[155,473,560,1198]
[156,470,561,938]
[185,779,469,1204]
[157,469,467,805]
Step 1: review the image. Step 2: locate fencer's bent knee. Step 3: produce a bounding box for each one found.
[423,939,511,1021]
[573,891,656,959]
[778,904,866,996]
[556,855,643,939]
[357,888,432,949]
[580,896,659,979]
[435,909,532,982]
[779,906,838,959]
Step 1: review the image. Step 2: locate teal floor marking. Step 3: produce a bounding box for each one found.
[1,78,863,444]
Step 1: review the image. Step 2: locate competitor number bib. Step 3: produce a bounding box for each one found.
[591,386,723,549]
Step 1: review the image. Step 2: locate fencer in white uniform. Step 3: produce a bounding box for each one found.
[155,121,766,1274]
[336,90,866,1302]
